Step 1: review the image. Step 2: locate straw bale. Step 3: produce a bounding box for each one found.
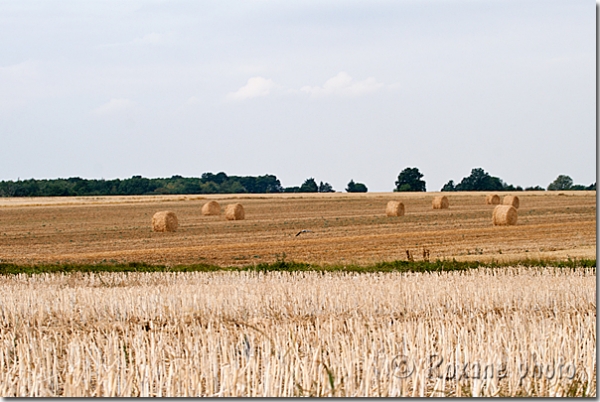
[201,200,221,216]
[503,195,520,209]
[386,200,405,217]
[493,205,518,226]
[225,203,245,220]
[432,195,449,209]
[486,194,500,205]
[152,211,178,232]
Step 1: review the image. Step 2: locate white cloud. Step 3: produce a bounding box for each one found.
[301,72,384,98]
[227,77,276,101]
[92,98,136,116]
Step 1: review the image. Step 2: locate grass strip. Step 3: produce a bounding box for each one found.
[0,258,595,276]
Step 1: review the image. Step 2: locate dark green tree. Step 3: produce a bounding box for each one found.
[346,180,368,193]
[201,172,229,185]
[200,181,220,193]
[236,174,283,193]
[318,181,335,193]
[299,178,318,193]
[453,168,504,191]
[394,167,426,192]
[441,180,456,192]
[502,184,523,191]
[219,180,246,193]
[256,174,283,193]
[118,176,157,195]
[525,185,545,191]
[547,175,573,191]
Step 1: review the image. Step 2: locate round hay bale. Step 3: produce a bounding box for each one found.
[152,211,178,232]
[201,200,221,216]
[432,195,449,209]
[485,194,500,205]
[225,203,245,220]
[386,200,405,217]
[492,205,518,226]
[503,195,520,209]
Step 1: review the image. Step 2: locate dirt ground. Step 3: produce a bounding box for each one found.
[0,191,595,266]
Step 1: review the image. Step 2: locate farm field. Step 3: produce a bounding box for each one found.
[0,267,595,396]
[0,192,595,397]
[0,191,595,266]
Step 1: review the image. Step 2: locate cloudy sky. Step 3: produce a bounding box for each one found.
[0,0,595,192]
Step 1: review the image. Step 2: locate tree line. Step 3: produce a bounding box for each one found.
[0,173,364,197]
[0,168,593,197]
[394,167,595,192]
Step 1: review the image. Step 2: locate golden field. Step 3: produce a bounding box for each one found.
[0,192,595,397]
[0,267,595,396]
[0,191,595,266]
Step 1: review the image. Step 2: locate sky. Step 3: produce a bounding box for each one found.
[0,0,596,192]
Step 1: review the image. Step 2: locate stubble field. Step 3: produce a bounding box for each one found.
[0,191,595,266]
[0,191,595,396]
[0,267,595,396]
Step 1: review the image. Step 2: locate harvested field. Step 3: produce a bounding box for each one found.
[0,191,595,266]
[0,267,594,397]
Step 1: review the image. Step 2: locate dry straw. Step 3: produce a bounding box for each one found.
[492,205,518,226]
[432,195,449,209]
[485,194,500,205]
[0,268,594,397]
[152,211,178,232]
[503,195,520,209]
[225,203,245,220]
[201,200,221,216]
[385,200,405,217]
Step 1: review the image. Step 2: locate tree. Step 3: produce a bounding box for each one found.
[441,180,456,192]
[237,174,283,193]
[569,182,596,191]
[525,185,545,191]
[257,174,283,193]
[0,181,16,197]
[219,180,246,193]
[200,181,220,193]
[346,180,368,193]
[547,175,573,191]
[394,167,426,192]
[455,168,504,191]
[318,181,335,193]
[201,172,229,185]
[299,178,318,193]
[442,168,522,192]
[503,184,523,192]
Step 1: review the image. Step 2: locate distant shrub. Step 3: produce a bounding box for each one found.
[318,181,335,193]
[299,178,318,193]
[525,185,545,191]
[547,175,573,191]
[346,180,368,193]
[394,167,426,192]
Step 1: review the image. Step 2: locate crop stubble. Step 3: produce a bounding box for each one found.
[0,191,595,266]
[0,267,594,396]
